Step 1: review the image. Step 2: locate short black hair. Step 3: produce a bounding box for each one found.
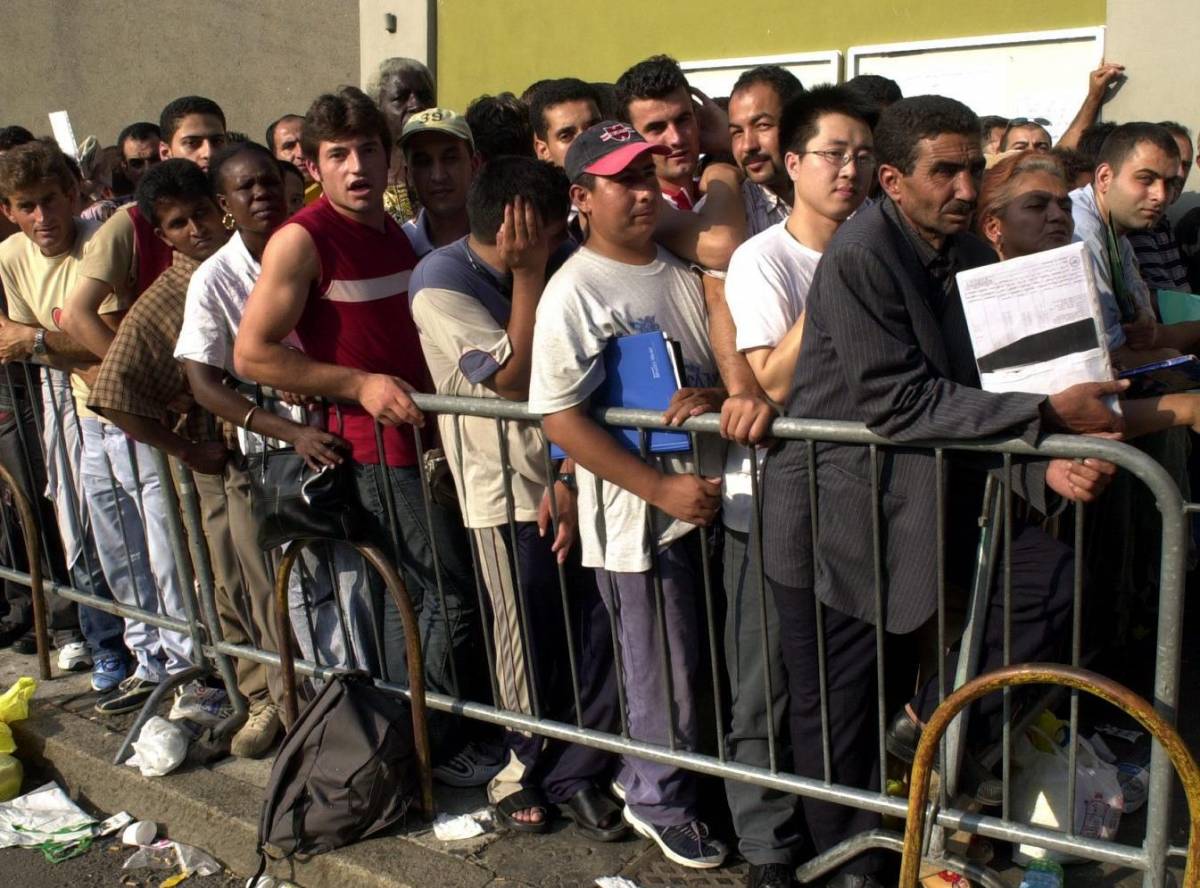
[160,96,226,145]
[265,114,304,153]
[731,65,804,106]
[1078,122,1117,168]
[1098,122,1181,173]
[616,55,689,121]
[1050,146,1093,185]
[590,82,621,120]
[465,93,535,163]
[779,85,875,156]
[116,122,161,150]
[875,95,978,174]
[135,158,214,226]
[979,114,1009,145]
[1158,121,1192,143]
[845,74,903,110]
[467,156,570,244]
[303,86,391,161]
[207,141,277,194]
[529,79,601,140]
[0,126,35,153]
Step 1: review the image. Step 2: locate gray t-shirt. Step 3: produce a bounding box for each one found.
[528,245,722,572]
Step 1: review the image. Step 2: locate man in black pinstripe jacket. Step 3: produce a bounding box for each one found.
[759,96,1126,887]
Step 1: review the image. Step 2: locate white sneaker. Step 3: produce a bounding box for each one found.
[169,680,232,727]
[57,641,92,672]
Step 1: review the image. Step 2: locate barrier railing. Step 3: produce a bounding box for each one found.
[0,364,1190,886]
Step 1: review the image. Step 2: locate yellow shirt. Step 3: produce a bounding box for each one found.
[76,204,138,302]
[0,218,122,417]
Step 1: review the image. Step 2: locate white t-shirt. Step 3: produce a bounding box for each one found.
[528,245,723,573]
[722,221,822,532]
[174,231,302,453]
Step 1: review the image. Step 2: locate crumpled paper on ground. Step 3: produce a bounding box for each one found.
[0,781,94,849]
[125,717,188,777]
[595,878,642,888]
[0,676,37,755]
[123,839,221,876]
[431,808,493,841]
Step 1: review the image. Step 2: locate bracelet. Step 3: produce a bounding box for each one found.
[242,405,258,430]
[556,471,577,492]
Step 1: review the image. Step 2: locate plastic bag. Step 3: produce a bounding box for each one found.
[125,717,188,777]
[1012,727,1124,864]
[123,839,221,876]
[0,754,23,802]
[0,677,37,756]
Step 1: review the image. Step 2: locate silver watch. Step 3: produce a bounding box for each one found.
[32,328,47,357]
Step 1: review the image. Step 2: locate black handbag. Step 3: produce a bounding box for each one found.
[245,401,367,551]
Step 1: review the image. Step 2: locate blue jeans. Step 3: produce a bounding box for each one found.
[352,463,485,750]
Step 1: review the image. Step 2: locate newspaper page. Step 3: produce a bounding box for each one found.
[957,241,1115,396]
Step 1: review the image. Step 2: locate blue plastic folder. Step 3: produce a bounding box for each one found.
[548,331,692,460]
[1119,354,1200,396]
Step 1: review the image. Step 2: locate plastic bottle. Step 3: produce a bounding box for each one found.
[1019,859,1065,888]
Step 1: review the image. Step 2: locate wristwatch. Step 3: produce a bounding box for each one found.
[555,471,577,492]
[32,328,46,357]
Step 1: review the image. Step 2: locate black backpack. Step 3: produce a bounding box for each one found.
[254,672,417,870]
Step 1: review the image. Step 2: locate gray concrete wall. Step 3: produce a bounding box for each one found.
[359,0,434,97]
[1105,0,1200,216]
[0,0,359,149]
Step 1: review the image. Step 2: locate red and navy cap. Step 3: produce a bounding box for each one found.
[565,121,669,184]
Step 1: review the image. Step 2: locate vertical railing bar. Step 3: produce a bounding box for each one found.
[748,443,777,773]
[640,428,676,752]
[808,439,832,783]
[869,444,887,793]
[688,429,726,763]
[1002,454,1013,823]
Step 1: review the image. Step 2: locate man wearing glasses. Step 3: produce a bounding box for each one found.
[719,84,875,888]
[116,122,162,190]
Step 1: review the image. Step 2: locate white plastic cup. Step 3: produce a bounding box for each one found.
[122,820,157,846]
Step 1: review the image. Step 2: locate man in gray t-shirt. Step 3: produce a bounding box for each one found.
[529,122,729,870]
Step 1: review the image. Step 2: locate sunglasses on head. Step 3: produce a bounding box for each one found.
[1006,117,1051,128]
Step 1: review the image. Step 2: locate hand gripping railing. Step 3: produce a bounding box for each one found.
[899,664,1200,888]
[272,539,435,819]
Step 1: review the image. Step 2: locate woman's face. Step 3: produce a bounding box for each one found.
[217,152,288,236]
[985,170,1074,259]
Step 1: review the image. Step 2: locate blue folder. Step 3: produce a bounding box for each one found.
[549,331,692,460]
[1118,354,1200,396]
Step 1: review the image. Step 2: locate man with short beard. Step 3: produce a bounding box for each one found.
[727,65,804,236]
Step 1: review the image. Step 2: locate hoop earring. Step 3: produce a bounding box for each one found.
[222,212,236,230]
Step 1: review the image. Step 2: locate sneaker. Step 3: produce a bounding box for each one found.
[169,680,232,727]
[611,779,627,801]
[230,701,281,758]
[57,641,92,672]
[622,807,728,869]
[95,676,158,715]
[91,655,128,693]
[433,740,507,787]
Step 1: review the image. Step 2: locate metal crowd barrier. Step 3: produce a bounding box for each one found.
[0,362,1191,887]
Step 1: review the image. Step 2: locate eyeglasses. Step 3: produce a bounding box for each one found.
[1005,117,1051,128]
[799,149,877,169]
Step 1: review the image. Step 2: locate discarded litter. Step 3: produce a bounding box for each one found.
[123,839,221,877]
[431,809,492,841]
[122,819,157,846]
[125,717,188,777]
[0,676,36,756]
[595,878,642,888]
[0,781,96,861]
[97,811,135,838]
[1094,723,1143,744]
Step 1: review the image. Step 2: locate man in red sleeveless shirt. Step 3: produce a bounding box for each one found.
[235,86,502,786]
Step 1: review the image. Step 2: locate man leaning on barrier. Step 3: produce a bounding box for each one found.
[760,95,1126,888]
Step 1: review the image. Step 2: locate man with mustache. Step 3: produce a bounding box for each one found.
[400,108,478,257]
[719,85,875,888]
[727,65,804,237]
[760,96,1124,887]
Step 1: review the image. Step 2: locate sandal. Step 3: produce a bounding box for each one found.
[495,787,552,834]
[558,785,628,842]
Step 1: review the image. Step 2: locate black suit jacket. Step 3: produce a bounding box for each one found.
[762,198,1052,633]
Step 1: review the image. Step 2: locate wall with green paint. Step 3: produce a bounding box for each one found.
[436,0,1104,111]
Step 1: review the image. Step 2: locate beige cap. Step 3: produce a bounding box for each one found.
[400,108,474,151]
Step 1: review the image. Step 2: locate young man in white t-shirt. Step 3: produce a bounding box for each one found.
[720,86,876,888]
[529,122,729,870]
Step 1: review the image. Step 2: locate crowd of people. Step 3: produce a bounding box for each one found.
[0,51,1197,887]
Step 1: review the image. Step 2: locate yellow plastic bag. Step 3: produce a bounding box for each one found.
[0,677,37,755]
[0,752,23,801]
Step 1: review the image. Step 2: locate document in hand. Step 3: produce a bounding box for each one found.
[957,241,1117,397]
[548,331,692,460]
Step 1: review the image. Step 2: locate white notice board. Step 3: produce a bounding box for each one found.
[680,51,842,99]
[847,28,1105,142]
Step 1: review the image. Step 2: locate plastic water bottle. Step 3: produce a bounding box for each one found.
[1019,859,1064,888]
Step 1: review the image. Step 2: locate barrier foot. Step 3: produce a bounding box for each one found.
[112,665,208,765]
[794,828,1004,888]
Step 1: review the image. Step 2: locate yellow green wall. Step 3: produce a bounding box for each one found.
[436,0,1105,111]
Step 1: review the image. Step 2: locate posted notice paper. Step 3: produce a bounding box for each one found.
[957,241,1116,397]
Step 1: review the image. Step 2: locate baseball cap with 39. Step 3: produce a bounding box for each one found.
[565,120,669,184]
[400,107,475,151]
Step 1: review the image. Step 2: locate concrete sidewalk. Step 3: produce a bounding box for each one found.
[0,643,1186,887]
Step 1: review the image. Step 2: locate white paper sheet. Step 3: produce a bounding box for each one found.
[957,241,1116,397]
[47,111,78,158]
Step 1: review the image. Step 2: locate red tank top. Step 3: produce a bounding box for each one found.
[129,206,174,296]
[287,196,431,467]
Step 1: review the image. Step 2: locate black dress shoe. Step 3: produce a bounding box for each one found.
[825,874,886,888]
[885,708,1004,807]
[749,862,796,888]
[885,709,922,762]
[11,632,38,655]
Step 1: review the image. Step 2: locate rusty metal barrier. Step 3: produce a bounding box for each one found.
[272,538,435,820]
[900,664,1200,888]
